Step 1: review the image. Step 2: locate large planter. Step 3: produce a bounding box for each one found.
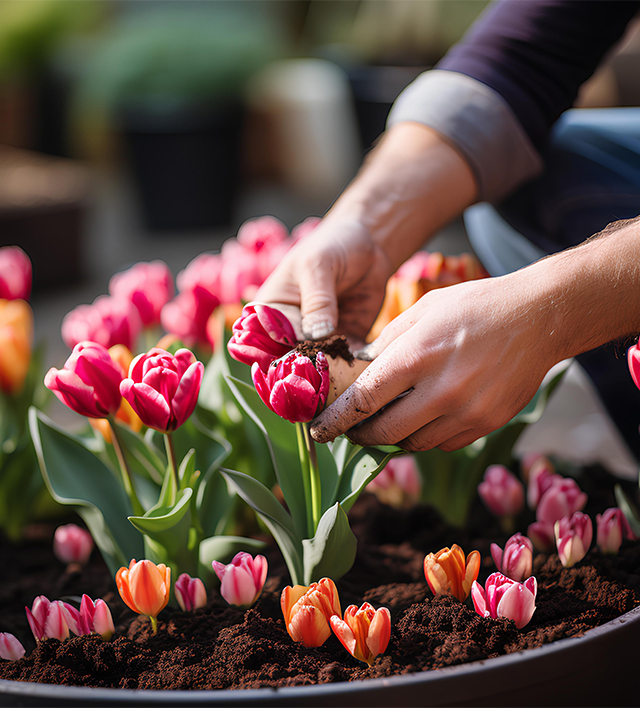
[0,603,638,707]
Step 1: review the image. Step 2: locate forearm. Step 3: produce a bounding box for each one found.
[323,122,478,273]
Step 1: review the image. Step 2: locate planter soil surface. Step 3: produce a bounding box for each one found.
[1,478,639,691]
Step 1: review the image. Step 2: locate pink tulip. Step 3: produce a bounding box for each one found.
[555,512,593,568]
[26,596,70,642]
[212,552,268,608]
[596,507,635,554]
[490,533,533,582]
[291,216,321,242]
[228,304,297,372]
[53,523,94,566]
[0,633,25,661]
[161,288,219,350]
[237,215,288,254]
[528,477,588,552]
[0,246,31,301]
[62,595,115,641]
[219,239,263,304]
[527,458,559,510]
[628,343,640,391]
[62,296,141,351]
[109,261,174,328]
[45,342,124,418]
[252,351,330,423]
[120,348,204,432]
[471,572,537,629]
[478,465,524,518]
[174,573,208,612]
[368,454,422,506]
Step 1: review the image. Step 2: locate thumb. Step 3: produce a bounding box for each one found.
[299,259,339,340]
[355,304,420,361]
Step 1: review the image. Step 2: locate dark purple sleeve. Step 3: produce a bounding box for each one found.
[437,0,640,150]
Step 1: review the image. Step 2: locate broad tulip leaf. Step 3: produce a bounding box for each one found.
[315,442,339,513]
[29,407,143,575]
[615,485,640,538]
[178,448,197,489]
[302,502,357,584]
[196,467,235,539]
[337,447,397,513]
[108,423,165,485]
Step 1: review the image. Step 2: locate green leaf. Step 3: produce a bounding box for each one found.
[220,467,303,584]
[615,484,640,537]
[29,407,143,575]
[198,534,267,587]
[178,448,197,489]
[337,447,397,513]
[315,442,339,513]
[196,468,234,539]
[108,423,165,486]
[302,503,357,584]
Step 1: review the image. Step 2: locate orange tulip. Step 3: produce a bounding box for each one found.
[330,602,391,666]
[281,578,341,647]
[0,299,32,395]
[116,559,171,633]
[423,544,481,602]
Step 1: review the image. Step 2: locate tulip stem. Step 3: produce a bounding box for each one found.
[108,418,144,516]
[149,615,158,635]
[302,423,321,532]
[295,422,314,538]
[164,433,180,504]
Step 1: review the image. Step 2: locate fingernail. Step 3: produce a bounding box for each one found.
[302,317,334,340]
[354,344,375,361]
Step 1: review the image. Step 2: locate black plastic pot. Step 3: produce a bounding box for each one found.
[0,604,638,707]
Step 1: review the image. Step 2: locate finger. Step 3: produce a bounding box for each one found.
[398,417,474,453]
[355,298,427,361]
[298,257,339,340]
[437,428,488,452]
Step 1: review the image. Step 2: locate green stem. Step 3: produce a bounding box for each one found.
[303,423,321,532]
[149,615,158,634]
[164,433,179,505]
[296,422,314,538]
[108,418,144,516]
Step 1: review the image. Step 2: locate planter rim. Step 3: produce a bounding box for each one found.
[1,602,639,705]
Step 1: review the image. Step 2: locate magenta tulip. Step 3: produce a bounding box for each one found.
[527,458,559,510]
[555,512,593,568]
[53,523,94,566]
[527,477,588,552]
[0,633,25,661]
[26,596,70,642]
[109,261,174,328]
[490,532,533,583]
[628,343,640,391]
[236,215,288,254]
[471,572,537,629]
[228,304,297,372]
[478,465,525,518]
[596,507,635,554]
[62,296,141,351]
[45,342,124,418]
[219,239,263,304]
[0,246,31,301]
[212,552,268,609]
[252,351,330,423]
[161,288,219,350]
[62,595,115,641]
[120,348,204,432]
[174,573,208,612]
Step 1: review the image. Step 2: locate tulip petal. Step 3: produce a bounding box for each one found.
[115,567,139,614]
[171,361,204,429]
[496,580,536,629]
[330,615,357,656]
[220,565,258,607]
[366,607,391,658]
[288,605,331,646]
[120,380,171,431]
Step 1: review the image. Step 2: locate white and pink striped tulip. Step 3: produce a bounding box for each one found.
[212,552,268,609]
[26,596,69,642]
[490,533,533,583]
[478,465,524,518]
[0,633,24,661]
[471,572,537,629]
[174,573,208,612]
[555,512,593,568]
[596,508,635,555]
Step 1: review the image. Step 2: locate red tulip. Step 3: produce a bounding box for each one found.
[555,512,593,568]
[490,533,533,582]
[62,296,141,351]
[330,602,391,666]
[161,288,219,350]
[109,261,174,328]
[471,572,537,629]
[174,573,208,612]
[45,342,124,418]
[53,524,94,566]
[0,246,31,301]
[120,347,203,432]
[252,351,329,423]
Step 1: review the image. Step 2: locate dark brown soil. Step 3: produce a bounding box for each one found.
[295,335,354,364]
[1,492,639,690]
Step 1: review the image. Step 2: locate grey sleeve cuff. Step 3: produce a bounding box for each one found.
[387,70,544,204]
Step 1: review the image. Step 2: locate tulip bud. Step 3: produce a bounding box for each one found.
[555,512,593,568]
[120,348,204,432]
[228,304,297,373]
[527,458,559,510]
[62,595,115,641]
[62,296,141,351]
[281,578,341,647]
[237,215,288,254]
[490,532,533,583]
[0,633,25,661]
[367,454,422,508]
[160,288,220,351]
[175,573,208,612]
[0,299,33,395]
[109,261,174,328]
[471,572,537,629]
[596,507,634,554]
[330,602,391,666]
[423,544,481,602]
[53,524,94,566]
[0,246,31,301]
[528,477,588,552]
[212,552,268,609]
[478,465,524,518]
[26,596,69,642]
[628,343,640,391]
[116,559,171,633]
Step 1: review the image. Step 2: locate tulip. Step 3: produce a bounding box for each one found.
[252,351,329,423]
[527,458,559,510]
[628,343,640,391]
[330,602,391,666]
[471,572,537,629]
[212,552,268,609]
[109,261,174,328]
[62,296,141,351]
[0,299,32,394]
[0,633,25,661]
[176,253,222,300]
[478,465,525,519]
[174,573,208,612]
[528,477,588,552]
[490,533,533,582]
[228,303,297,372]
[555,512,593,568]
[26,596,69,642]
[53,523,94,566]
[281,578,341,647]
[219,238,263,304]
[45,342,124,418]
[120,348,204,432]
[423,544,481,602]
[596,507,635,554]
[116,559,171,633]
[160,288,220,350]
[237,215,288,254]
[62,595,115,641]
[368,454,422,508]
[0,246,31,301]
